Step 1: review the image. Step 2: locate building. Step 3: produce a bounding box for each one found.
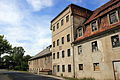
[51,0,120,79]
[73,0,120,80]
[28,45,52,74]
[50,4,92,77]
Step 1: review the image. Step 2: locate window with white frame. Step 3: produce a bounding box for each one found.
[109,11,119,24]
[111,35,120,48]
[91,21,98,32]
[77,27,83,37]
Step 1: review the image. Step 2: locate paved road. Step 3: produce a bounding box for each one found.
[0,71,62,80]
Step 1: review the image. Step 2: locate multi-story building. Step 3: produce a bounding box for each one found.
[50,4,92,77]
[51,0,120,79]
[28,45,52,74]
[73,0,120,80]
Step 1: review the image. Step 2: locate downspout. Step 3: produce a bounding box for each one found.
[71,11,75,78]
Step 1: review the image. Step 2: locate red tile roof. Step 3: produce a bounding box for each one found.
[85,0,120,24]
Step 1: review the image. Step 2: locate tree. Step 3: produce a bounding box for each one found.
[0,35,12,67]
[11,47,25,70]
[0,35,12,56]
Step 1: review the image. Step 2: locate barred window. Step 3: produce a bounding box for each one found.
[68,64,71,72]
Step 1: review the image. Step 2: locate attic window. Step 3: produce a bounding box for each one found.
[109,11,118,24]
[91,21,98,32]
[77,27,83,37]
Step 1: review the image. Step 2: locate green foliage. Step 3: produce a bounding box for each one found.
[0,35,12,56]
[0,35,32,71]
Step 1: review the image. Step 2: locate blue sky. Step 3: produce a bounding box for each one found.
[0,0,110,56]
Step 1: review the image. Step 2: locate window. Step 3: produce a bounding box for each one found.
[57,65,60,72]
[57,52,59,59]
[53,41,55,47]
[109,11,118,24]
[78,45,82,54]
[61,19,64,26]
[67,49,71,57]
[67,34,70,42]
[91,21,98,32]
[53,53,55,59]
[68,64,71,72]
[53,26,55,31]
[77,27,83,37]
[66,15,69,22]
[62,65,65,72]
[62,50,65,58]
[93,63,100,71]
[79,64,83,70]
[57,23,59,29]
[57,39,59,46]
[62,37,64,44]
[92,41,98,52]
[111,35,120,48]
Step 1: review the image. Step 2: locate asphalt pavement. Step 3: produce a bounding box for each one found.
[0,70,64,80]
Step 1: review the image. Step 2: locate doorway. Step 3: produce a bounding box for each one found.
[113,61,120,80]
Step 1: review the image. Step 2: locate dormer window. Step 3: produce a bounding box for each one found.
[109,11,119,24]
[91,21,98,32]
[77,27,83,37]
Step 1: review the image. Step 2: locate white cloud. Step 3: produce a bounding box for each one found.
[0,0,24,25]
[0,0,52,56]
[26,0,53,11]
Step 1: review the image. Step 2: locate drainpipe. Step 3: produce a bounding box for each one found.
[71,13,75,78]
